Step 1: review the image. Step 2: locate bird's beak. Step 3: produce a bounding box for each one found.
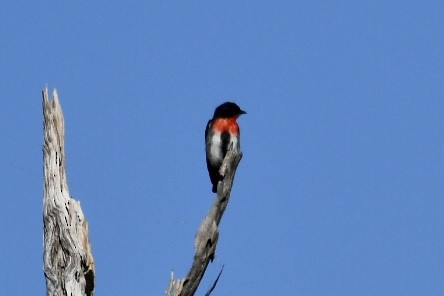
[240,109,247,115]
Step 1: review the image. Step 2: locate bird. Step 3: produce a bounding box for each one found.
[205,102,246,193]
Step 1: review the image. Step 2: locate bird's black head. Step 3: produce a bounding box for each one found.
[213,102,247,119]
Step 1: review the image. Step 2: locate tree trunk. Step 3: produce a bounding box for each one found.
[42,88,95,296]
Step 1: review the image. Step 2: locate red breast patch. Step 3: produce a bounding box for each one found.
[213,117,239,134]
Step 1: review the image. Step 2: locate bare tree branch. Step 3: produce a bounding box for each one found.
[166,147,242,296]
[42,88,95,296]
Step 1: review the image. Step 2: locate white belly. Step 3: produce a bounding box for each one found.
[208,132,239,166]
[230,134,239,151]
[209,133,223,164]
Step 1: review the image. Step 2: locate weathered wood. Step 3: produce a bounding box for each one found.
[42,88,95,296]
[166,147,242,296]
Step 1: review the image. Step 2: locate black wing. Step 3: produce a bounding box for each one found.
[205,119,212,141]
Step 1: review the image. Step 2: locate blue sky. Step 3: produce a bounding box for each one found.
[1,1,443,295]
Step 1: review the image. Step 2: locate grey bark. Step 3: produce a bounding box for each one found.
[42,88,95,296]
[166,147,243,296]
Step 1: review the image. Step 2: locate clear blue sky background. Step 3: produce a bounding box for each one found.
[1,1,443,295]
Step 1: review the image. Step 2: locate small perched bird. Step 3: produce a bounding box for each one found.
[205,102,246,193]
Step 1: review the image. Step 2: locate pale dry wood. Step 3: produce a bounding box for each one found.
[43,88,95,296]
[166,147,242,296]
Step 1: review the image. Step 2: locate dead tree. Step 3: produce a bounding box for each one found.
[42,88,95,296]
[166,147,243,296]
[42,87,242,296]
